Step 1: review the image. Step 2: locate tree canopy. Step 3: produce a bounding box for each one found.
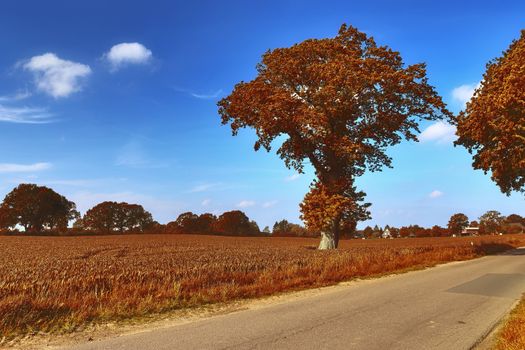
[455,30,525,195]
[479,210,506,234]
[0,184,79,233]
[80,201,154,233]
[213,210,260,236]
[166,212,217,234]
[447,213,469,236]
[218,24,450,248]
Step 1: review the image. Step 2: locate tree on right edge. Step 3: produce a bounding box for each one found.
[455,30,525,195]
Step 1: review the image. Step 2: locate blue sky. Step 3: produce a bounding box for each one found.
[0,0,523,229]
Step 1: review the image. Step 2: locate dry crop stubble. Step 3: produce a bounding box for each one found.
[1,234,524,343]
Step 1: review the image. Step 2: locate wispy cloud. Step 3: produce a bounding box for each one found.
[115,140,167,168]
[429,190,444,199]
[23,53,91,98]
[115,140,148,167]
[262,200,278,208]
[188,183,222,193]
[452,83,480,107]
[0,90,31,102]
[0,104,55,124]
[190,89,223,100]
[419,121,457,144]
[103,42,153,71]
[284,173,300,182]
[237,200,256,208]
[70,190,183,223]
[201,198,212,206]
[0,162,51,173]
[38,179,106,187]
[173,86,223,100]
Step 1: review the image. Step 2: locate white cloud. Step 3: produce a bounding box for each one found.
[0,162,51,173]
[452,83,479,106]
[262,200,278,208]
[429,190,444,199]
[0,104,54,123]
[201,199,211,206]
[104,42,152,70]
[285,173,300,182]
[23,53,91,98]
[419,121,457,144]
[237,200,255,208]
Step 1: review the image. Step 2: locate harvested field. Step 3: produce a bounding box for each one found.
[1,234,524,343]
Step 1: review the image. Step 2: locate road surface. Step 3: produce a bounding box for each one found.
[58,248,525,350]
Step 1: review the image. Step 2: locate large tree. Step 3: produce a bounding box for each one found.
[81,201,154,233]
[166,212,217,234]
[218,24,450,248]
[479,210,506,234]
[447,213,469,236]
[455,30,525,195]
[0,184,79,233]
[213,210,260,236]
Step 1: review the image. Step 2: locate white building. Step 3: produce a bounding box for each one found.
[382,228,393,239]
[461,227,480,236]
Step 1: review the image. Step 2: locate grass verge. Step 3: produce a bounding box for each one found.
[494,296,525,350]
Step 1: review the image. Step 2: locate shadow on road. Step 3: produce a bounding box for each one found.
[498,248,525,256]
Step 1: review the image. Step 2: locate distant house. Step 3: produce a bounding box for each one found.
[382,228,392,239]
[461,227,479,236]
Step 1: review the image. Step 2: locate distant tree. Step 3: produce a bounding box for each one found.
[399,225,427,238]
[470,220,479,227]
[249,220,261,235]
[262,226,271,234]
[430,225,449,237]
[389,227,400,238]
[195,213,217,234]
[448,213,469,236]
[82,201,153,233]
[123,204,154,232]
[505,214,524,224]
[273,220,293,235]
[218,24,450,249]
[363,226,374,239]
[455,30,525,195]
[0,184,79,233]
[166,212,217,234]
[164,220,180,234]
[479,211,506,234]
[170,212,200,234]
[272,219,310,237]
[213,210,259,236]
[372,225,382,238]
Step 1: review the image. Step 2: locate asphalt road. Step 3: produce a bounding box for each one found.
[59,248,525,350]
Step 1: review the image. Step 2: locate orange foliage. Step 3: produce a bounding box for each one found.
[456,30,525,194]
[219,24,451,244]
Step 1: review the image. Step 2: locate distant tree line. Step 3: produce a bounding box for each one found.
[0,184,265,236]
[0,184,523,238]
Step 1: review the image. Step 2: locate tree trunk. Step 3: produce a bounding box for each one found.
[318,231,336,250]
[318,218,341,250]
